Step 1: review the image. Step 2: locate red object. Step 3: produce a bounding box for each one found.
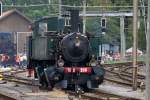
[5,55,10,61]
[64,67,91,74]
[15,55,21,62]
[0,54,5,62]
[28,24,32,31]
[28,69,34,77]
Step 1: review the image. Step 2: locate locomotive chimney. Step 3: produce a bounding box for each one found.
[70,10,79,32]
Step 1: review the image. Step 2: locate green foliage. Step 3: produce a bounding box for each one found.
[125,18,133,49]
[86,17,101,35]
[86,17,120,45]
[106,17,120,44]
[62,0,82,5]
[138,17,146,51]
[2,0,58,19]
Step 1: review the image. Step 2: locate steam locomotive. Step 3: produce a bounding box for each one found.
[27,10,105,92]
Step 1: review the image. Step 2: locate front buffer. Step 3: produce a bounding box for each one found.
[61,66,105,90]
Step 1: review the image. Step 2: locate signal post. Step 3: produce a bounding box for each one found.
[132,0,138,90]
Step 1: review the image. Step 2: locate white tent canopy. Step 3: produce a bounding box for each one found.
[126,47,143,55]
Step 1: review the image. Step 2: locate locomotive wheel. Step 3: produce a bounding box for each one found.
[62,84,75,90]
[39,82,48,90]
[82,85,91,92]
[40,81,54,90]
[47,84,54,91]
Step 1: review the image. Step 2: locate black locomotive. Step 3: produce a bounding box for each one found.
[27,10,105,92]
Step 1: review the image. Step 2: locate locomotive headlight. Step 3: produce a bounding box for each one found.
[90,61,97,67]
[58,60,64,67]
[58,55,64,67]
[75,36,80,47]
[90,55,97,67]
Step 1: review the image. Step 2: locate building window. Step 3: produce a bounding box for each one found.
[65,17,71,26]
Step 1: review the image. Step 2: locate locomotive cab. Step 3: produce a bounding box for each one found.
[27,17,65,87]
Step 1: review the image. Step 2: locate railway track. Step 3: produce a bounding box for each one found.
[0,69,39,100]
[66,89,140,100]
[0,94,16,100]
[0,69,40,87]
[105,69,144,82]
[102,61,145,67]
[0,62,144,100]
[103,61,145,89]
[5,61,144,86]
[81,90,124,100]
[0,70,125,100]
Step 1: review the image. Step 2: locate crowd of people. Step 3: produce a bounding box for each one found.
[0,53,27,67]
[100,50,144,63]
[101,52,121,63]
[0,51,143,67]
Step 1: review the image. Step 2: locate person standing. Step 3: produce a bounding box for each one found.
[15,55,21,67]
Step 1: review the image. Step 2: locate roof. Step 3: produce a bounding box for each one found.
[0,9,32,23]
